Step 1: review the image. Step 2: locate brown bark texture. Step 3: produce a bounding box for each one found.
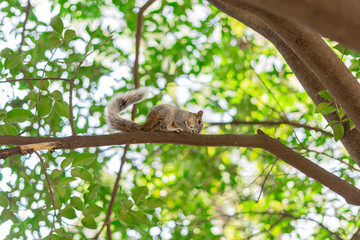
[240,0,360,52]
[209,0,360,166]
[1,132,360,206]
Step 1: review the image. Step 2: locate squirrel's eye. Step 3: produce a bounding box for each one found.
[198,120,202,124]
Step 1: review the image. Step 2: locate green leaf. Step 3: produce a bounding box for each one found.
[0,124,18,135]
[25,90,39,102]
[84,184,99,203]
[61,207,77,219]
[321,106,337,115]
[49,37,62,49]
[51,169,63,178]
[60,157,73,169]
[81,216,97,229]
[317,90,333,101]
[55,185,65,198]
[58,177,76,185]
[44,234,63,240]
[70,196,84,210]
[51,90,63,100]
[4,54,22,69]
[117,206,128,216]
[314,102,330,113]
[72,153,96,167]
[122,199,133,209]
[139,197,165,209]
[50,16,64,35]
[128,210,150,225]
[337,108,346,118]
[35,80,49,91]
[350,120,356,131]
[0,48,14,58]
[83,205,102,216]
[5,109,34,123]
[71,168,93,182]
[64,29,76,40]
[54,99,70,118]
[333,123,344,141]
[37,97,54,117]
[324,120,339,129]
[0,194,9,209]
[132,186,148,205]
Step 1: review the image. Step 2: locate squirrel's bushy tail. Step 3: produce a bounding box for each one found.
[106,88,147,132]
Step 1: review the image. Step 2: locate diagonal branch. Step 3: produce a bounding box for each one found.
[18,0,32,54]
[238,0,360,52]
[230,1,360,132]
[1,131,360,206]
[256,158,278,203]
[208,0,360,166]
[35,151,57,239]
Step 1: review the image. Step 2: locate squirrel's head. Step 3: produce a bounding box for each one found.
[189,110,204,133]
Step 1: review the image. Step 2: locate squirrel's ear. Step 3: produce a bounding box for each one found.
[196,110,203,118]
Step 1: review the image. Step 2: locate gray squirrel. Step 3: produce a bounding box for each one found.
[106,88,203,133]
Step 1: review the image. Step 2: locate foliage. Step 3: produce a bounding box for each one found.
[0,0,359,239]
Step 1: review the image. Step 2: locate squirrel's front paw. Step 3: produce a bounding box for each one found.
[175,128,183,133]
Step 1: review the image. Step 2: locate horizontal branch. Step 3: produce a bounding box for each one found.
[1,131,360,206]
[208,120,333,136]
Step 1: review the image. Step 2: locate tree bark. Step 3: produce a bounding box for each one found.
[218,0,360,138]
[1,132,360,206]
[239,0,360,52]
[209,0,360,166]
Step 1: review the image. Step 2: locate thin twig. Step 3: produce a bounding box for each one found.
[208,120,333,136]
[68,36,112,136]
[341,47,347,60]
[255,74,305,147]
[35,151,57,240]
[293,146,360,172]
[18,0,31,54]
[256,158,278,203]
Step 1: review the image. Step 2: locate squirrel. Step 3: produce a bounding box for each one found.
[106,88,203,133]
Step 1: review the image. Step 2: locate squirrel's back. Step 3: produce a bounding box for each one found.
[106,88,147,132]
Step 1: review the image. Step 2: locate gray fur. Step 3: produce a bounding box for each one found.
[106,88,148,132]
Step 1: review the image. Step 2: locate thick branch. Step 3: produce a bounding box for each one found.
[1,131,360,206]
[231,1,360,132]
[241,0,360,52]
[209,0,360,166]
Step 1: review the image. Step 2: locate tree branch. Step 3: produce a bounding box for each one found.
[35,151,57,239]
[18,0,31,54]
[209,0,360,166]
[240,0,360,52]
[230,1,360,132]
[1,131,360,206]
[256,158,278,203]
